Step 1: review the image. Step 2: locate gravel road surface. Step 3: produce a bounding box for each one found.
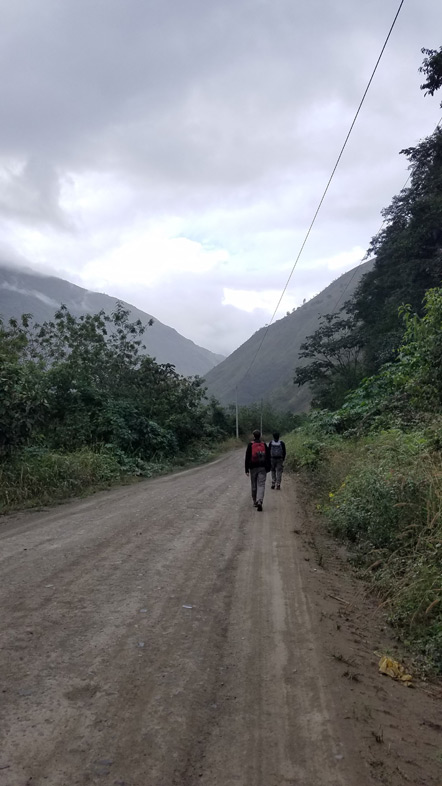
[1,450,441,786]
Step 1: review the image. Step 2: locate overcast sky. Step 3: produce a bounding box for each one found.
[1,0,442,355]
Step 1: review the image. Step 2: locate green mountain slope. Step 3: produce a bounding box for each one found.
[0,265,224,377]
[204,261,373,411]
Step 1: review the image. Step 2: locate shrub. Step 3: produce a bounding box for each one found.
[325,430,430,549]
[284,417,340,471]
[304,426,442,673]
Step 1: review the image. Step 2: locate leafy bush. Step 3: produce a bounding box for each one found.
[284,412,342,471]
[0,304,235,510]
[325,429,430,548]
[285,429,329,471]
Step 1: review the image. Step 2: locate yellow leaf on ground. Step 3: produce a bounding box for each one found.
[378,655,412,684]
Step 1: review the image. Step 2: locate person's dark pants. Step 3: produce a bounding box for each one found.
[271,458,284,486]
[250,467,266,504]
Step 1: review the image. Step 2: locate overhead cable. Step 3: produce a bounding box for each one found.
[239,0,406,386]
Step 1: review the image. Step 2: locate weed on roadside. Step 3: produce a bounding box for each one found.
[289,423,442,676]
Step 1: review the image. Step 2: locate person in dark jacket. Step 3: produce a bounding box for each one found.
[245,429,271,511]
[268,431,286,490]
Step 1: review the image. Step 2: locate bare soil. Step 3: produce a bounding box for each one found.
[0,450,441,786]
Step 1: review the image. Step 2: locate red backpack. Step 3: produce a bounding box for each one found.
[251,441,266,466]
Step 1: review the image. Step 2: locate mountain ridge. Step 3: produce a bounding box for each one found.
[0,265,224,377]
[204,261,374,411]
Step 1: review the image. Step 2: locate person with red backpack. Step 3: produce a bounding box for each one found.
[245,429,271,512]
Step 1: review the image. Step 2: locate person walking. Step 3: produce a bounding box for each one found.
[245,429,271,512]
[268,431,286,490]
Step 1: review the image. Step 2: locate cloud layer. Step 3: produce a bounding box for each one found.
[1,0,442,353]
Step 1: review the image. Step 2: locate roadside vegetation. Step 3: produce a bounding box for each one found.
[224,401,300,442]
[0,299,292,512]
[286,294,442,673]
[287,47,442,675]
[0,303,238,513]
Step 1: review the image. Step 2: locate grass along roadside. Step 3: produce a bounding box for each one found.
[285,425,442,676]
[0,437,243,515]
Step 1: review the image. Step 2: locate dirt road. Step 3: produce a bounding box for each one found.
[1,451,441,786]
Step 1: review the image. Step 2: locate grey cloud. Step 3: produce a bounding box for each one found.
[2,0,439,223]
[1,0,442,355]
[0,245,37,271]
[103,257,354,355]
[0,156,71,228]
[107,275,271,355]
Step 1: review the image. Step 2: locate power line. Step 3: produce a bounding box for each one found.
[239,0,405,387]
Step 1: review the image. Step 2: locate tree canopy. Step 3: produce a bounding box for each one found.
[293,312,364,409]
[0,303,229,466]
[296,45,442,400]
[419,46,442,102]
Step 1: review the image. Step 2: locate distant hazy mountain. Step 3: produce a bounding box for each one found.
[204,261,373,412]
[0,265,224,377]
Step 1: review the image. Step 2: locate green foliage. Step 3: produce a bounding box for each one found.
[0,315,47,453]
[289,411,442,672]
[328,49,442,377]
[285,286,442,672]
[325,430,429,546]
[225,401,300,439]
[285,48,442,673]
[351,124,442,373]
[0,303,231,509]
[324,430,442,673]
[284,417,339,471]
[294,312,365,410]
[293,98,442,406]
[0,448,122,511]
[0,357,47,453]
[294,287,442,440]
[397,288,442,410]
[419,46,442,102]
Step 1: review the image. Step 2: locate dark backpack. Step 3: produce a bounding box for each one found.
[270,441,283,458]
[251,441,266,466]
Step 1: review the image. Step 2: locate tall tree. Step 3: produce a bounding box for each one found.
[350,47,442,373]
[294,312,364,410]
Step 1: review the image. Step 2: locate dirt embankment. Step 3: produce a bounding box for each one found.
[0,451,441,785]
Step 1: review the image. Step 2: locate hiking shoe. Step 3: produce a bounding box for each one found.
[271,484,275,489]
[257,502,263,511]
[276,484,281,490]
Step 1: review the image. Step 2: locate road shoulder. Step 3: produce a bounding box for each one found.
[292,473,442,786]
